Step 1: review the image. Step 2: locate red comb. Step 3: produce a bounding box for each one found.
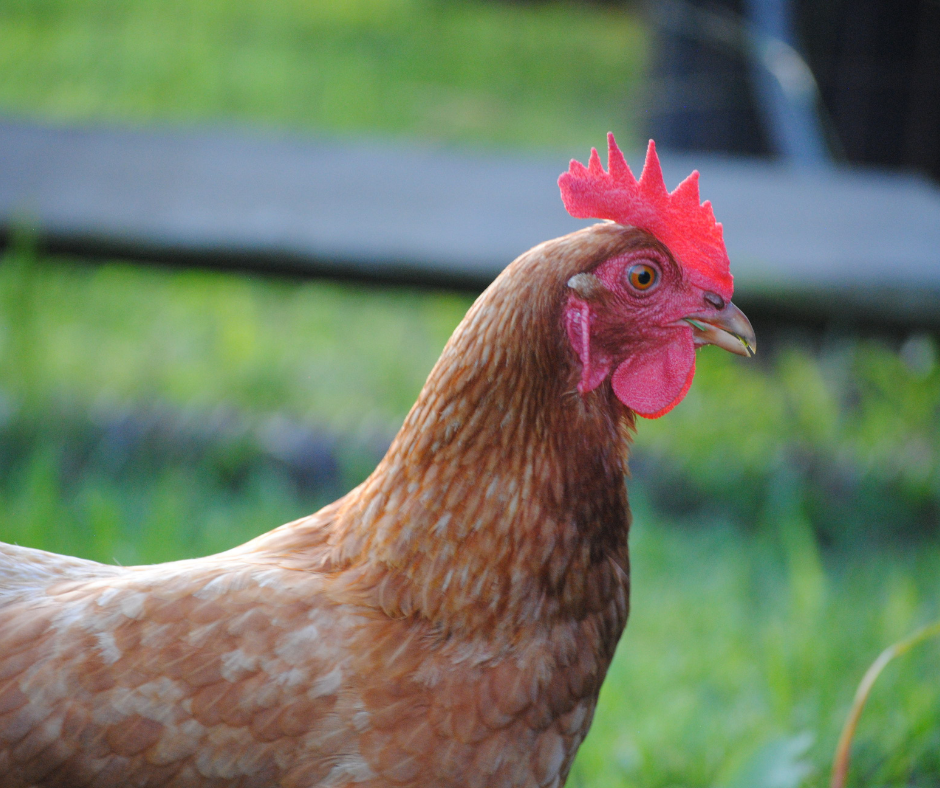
[558,134,733,296]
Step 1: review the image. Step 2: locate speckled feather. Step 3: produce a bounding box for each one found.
[0,224,647,788]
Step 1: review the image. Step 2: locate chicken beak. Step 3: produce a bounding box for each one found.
[683,301,757,358]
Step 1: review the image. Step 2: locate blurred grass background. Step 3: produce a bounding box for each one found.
[1,1,939,786]
[0,0,645,148]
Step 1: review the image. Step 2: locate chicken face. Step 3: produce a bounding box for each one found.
[565,231,755,418]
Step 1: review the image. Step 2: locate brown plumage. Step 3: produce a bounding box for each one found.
[0,211,753,787]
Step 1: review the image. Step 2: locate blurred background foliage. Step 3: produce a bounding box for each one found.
[1,1,939,787]
[0,0,646,148]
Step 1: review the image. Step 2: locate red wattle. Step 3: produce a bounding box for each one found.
[610,330,696,418]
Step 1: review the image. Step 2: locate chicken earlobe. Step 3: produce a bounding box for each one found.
[564,298,611,394]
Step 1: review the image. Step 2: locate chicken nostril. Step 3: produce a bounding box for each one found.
[704,292,725,310]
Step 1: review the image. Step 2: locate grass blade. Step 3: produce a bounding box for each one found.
[830,619,940,788]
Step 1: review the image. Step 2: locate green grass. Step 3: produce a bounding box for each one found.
[0,441,308,566]
[0,0,647,149]
[575,509,940,788]
[637,332,940,546]
[0,246,469,429]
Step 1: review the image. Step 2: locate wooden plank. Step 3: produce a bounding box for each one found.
[2,119,939,328]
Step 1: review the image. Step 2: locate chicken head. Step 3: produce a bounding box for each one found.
[560,135,756,417]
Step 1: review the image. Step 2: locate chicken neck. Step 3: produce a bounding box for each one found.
[327,225,642,640]
[252,225,641,644]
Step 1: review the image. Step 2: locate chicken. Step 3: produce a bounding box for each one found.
[0,134,755,788]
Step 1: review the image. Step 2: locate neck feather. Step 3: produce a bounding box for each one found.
[319,225,639,637]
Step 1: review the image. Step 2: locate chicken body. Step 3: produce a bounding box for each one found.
[0,225,642,788]
[0,535,619,788]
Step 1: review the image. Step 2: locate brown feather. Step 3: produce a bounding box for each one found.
[0,223,654,787]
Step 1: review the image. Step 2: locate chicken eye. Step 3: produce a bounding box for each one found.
[626,263,659,292]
